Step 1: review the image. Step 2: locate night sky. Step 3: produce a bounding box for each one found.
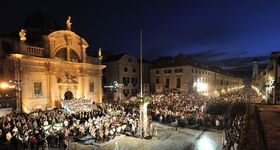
[1,0,280,67]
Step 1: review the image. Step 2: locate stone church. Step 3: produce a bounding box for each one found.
[0,12,105,113]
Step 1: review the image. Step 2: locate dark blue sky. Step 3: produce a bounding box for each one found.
[1,0,280,62]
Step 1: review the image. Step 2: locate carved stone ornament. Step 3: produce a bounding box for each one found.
[57,72,78,84]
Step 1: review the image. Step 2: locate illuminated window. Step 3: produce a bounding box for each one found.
[34,82,42,96]
[89,82,94,93]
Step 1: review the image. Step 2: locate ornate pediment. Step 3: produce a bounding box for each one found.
[57,72,78,84]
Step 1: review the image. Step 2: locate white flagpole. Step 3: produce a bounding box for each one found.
[140,30,143,97]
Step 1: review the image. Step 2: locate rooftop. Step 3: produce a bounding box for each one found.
[151,54,237,77]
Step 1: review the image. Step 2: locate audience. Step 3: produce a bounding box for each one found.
[0,87,260,150]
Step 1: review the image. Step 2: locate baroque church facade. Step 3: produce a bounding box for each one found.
[0,13,105,113]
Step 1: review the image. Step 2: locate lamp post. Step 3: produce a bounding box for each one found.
[113,81,122,101]
[9,80,21,113]
[11,54,23,113]
[0,81,18,110]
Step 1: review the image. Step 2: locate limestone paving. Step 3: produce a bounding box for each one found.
[67,123,222,150]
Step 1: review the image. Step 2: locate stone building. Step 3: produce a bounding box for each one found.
[0,12,105,113]
[150,54,243,95]
[103,54,151,100]
[253,52,280,103]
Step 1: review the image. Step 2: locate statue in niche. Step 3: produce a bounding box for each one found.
[66,16,72,30]
[19,29,27,42]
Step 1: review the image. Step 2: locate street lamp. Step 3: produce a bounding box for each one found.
[112,81,122,101]
[0,82,10,89]
[9,80,22,113]
[104,81,123,102]
[0,81,19,110]
[10,54,22,113]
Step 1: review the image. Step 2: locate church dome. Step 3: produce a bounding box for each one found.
[22,12,62,46]
[23,12,61,31]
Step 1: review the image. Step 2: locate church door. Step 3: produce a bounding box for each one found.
[64,91,73,100]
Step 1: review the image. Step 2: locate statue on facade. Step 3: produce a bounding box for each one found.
[66,16,72,30]
[19,29,27,42]
[98,48,102,58]
[98,48,103,65]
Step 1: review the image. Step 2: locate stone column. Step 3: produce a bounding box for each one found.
[96,74,103,103]
[49,75,57,108]
[82,73,86,98]
[81,45,87,63]
[74,85,78,98]
[80,69,85,98]
[65,35,71,61]
[59,85,63,100]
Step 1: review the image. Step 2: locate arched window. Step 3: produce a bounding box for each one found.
[70,49,80,62]
[55,48,80,62]
[55,48,67,61]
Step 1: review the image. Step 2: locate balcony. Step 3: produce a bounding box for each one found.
[26,45,45,57]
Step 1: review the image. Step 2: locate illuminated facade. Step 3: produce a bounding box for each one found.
[150,54,243,95]
[0,13,105,112]
[252,52,280,103]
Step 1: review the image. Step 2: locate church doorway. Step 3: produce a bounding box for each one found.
[64,91,73,100]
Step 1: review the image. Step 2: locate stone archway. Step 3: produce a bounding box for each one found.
[64,91,73,100]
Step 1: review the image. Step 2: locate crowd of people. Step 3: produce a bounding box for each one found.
[222,116,244,150]
[0,86,261,150]
[124,87,259,150]
[0,101,144,150]
[221,88,259,150]
[134,91,249,130]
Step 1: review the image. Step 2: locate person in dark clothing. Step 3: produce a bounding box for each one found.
[10,133,19,150]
